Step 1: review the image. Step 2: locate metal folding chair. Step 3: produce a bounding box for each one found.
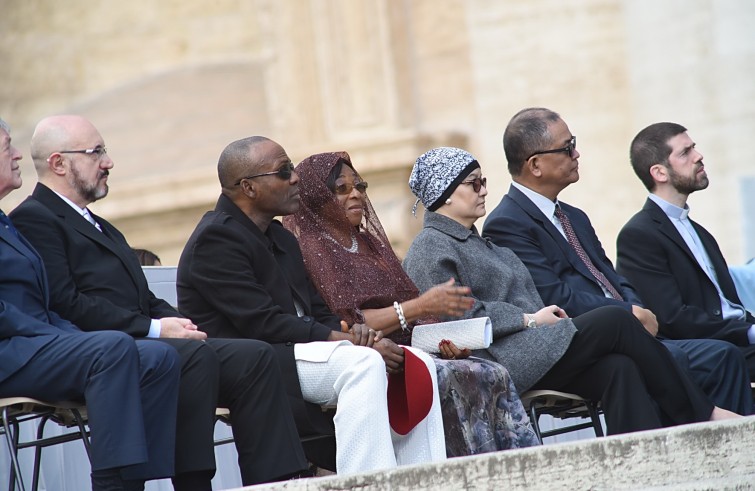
[0,398,89,491]
[520,390,603,443]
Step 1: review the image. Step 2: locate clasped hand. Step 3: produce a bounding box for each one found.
[159,317,208,340]
[438,339,471,360]
[340,321,404,374]
[531,305,568,326]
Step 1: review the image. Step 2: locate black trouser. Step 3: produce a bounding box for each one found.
[157,337,308,485]
[740,344,755,383]
[532,306,714,435]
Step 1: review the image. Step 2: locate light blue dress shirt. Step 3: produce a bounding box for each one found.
[648,194,754,344]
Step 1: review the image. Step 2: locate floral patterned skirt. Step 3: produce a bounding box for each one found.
[434,356,540,457]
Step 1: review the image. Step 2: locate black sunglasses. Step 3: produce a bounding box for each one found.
[334,181,368,196]
[527,135,577,160]
[234,162,295,186]
[461,176,487,193]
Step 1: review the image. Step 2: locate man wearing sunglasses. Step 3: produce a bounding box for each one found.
[176,136,447,475]
[482,107,752,415]
[11,115,311,489]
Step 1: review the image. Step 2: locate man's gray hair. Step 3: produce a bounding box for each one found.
[0,118,10,134]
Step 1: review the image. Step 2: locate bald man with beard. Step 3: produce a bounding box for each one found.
[11,115,310,489]
[0,117,181,491]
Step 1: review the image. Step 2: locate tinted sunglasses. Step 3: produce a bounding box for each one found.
[461,176,487,193]
[234,162,295,186]
[527,136,577,160]
[334,181,368,196]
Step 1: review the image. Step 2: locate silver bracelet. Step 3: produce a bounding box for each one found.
[394,301,409,332]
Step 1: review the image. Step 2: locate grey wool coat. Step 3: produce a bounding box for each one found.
[404,211,577,392]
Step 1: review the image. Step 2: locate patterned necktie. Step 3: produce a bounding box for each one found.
[0,210,20,238]
[554,207,624,300]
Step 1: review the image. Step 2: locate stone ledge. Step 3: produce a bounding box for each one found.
[239,418,755,490]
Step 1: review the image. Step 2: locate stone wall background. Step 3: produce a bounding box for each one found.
[1,0,753,265]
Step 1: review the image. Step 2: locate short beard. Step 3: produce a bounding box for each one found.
[68,162,109,204]
[668,164,709,195]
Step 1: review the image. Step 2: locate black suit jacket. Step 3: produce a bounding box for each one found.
[616,198,753,345]
[10,183,178,335]
[12,184,315,475]
[483,184,642,316]
[177,193,339,435]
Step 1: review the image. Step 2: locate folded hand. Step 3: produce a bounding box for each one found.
[159,317,207,340]
[438,339,471,360]
[371,338,404,374]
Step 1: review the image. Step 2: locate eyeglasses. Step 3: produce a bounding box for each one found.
[527,136,577,160]
[461,176,487,193]
[234,162,295,186]
[334,180,368,196]
[59,146,108,158]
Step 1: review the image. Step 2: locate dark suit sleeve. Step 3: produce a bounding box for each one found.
[99,221,179,320]
[0,301,72,339]
[570,209,644,305]
[184,221,333,343]
[616,220,751,344]
[485,210,637,317]
[11,205,154,337]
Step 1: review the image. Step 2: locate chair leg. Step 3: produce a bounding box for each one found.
[528,403,544,444]
[31,410,91,491]
[586,402,604,437]
[2,408,26,491]
[30,415,51,491]
[69,409,91,459]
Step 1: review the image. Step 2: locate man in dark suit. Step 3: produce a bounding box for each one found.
[482,107,752,414]
[0,117,180,491]
[616,121,755,381]
[176,136,447,475]
[10,115,309,489]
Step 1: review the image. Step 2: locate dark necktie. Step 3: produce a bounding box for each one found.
[0,210,20,238]
[554,207,624,301]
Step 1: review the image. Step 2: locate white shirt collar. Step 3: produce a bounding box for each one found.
[648,193,690,220]
[53,190,91,218]
[511,181,559,219]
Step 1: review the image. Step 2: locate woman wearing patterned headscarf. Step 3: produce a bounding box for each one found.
[284,151,540,456]
[403,146,741,435]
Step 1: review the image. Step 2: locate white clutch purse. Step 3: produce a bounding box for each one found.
[410,317,492,354]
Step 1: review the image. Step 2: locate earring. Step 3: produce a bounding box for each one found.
[445,198,452,205]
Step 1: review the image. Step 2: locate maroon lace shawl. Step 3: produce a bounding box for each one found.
[283,151,422,343]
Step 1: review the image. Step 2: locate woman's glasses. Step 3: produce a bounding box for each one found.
[334,181,368,195]
[461,176,487,193]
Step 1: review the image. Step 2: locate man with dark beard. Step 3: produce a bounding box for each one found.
[616,122,755,384]
[483,109,752,415]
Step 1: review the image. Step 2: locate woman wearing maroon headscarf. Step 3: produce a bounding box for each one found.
[283,151,539,456]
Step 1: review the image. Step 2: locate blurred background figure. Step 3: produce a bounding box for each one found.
[133,248,162,266]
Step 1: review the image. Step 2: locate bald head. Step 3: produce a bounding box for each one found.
[217,136,272,191]
[30,115,113,208]
[217,136,299,231]
[30,115,103,178]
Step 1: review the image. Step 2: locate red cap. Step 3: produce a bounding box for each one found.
[387,347,434,435]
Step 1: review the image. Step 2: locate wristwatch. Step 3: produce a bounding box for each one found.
[526,314,537,329]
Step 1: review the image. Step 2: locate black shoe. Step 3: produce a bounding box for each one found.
[91,469,125,491]
[123,479,145,491]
